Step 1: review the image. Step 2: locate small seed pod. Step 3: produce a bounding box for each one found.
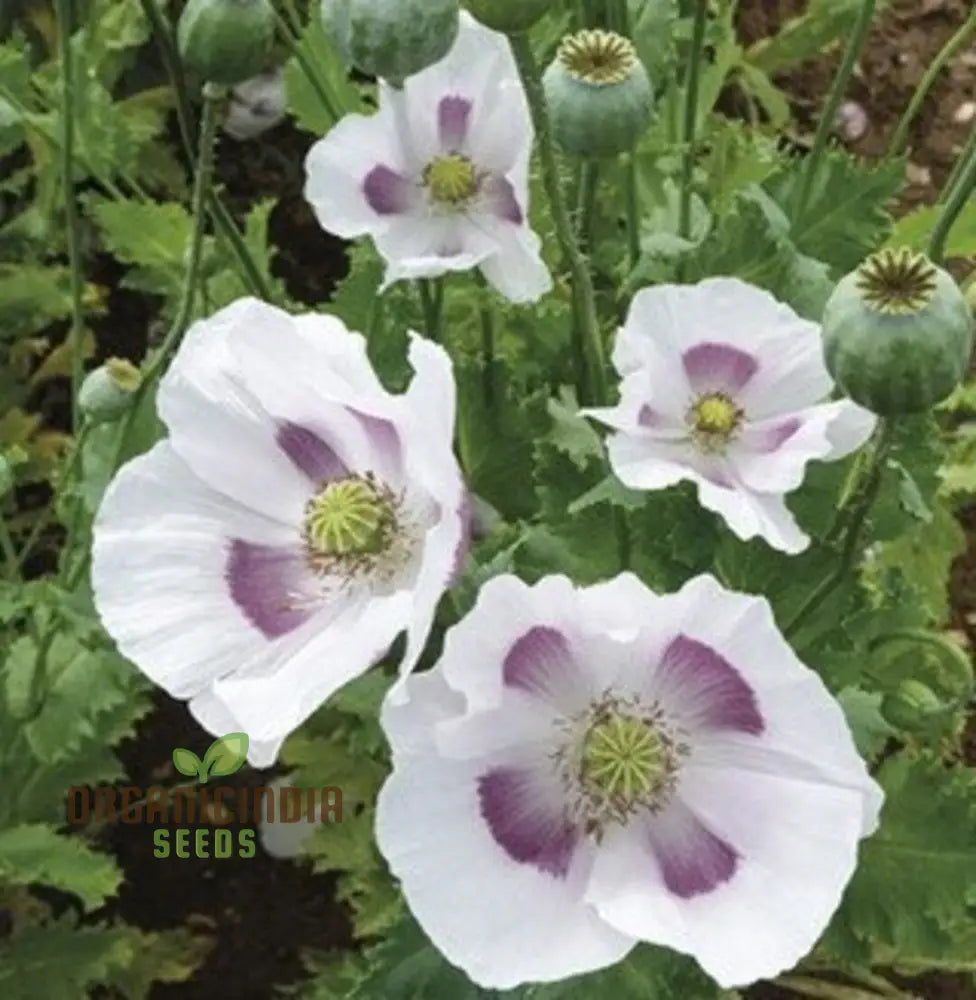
[543,30,653,159]
[177,0,275,86]
[321,0,459,85]
[463,0,548,33]
[822,247,974,415]
[79,358,142,425]
[880,679,945,733]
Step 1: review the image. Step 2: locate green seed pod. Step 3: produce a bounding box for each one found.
[177,0,275,86]
[822,247,974,415]
[462,0,549,33]
[543,30,654,159]
[79,359,142,425]
[321,0,459,85]
[880,679,945,733]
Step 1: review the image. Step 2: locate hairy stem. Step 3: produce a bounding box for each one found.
[793,0,877,219]
[928,126,976,265]
[418,278,444,342]
[887,5,976,160]
[784,418,894,638]
[140,0,274,301]
[678,0,708,251]
[55,0,86,431]
[509,35,607,406]
[273,4,341,123]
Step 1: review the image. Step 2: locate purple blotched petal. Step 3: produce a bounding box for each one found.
[481,174,523,225]
[503,626,574,699]
[744,417,802,454]
[478,767,579,878]
[354,411,402,472]
[654,634,764,735]
[683,342,758,395]
[647,799,739,898]
[276,422,347,484]
[363,165,415,215]
[438,95,472,151]
[226,540,316,639]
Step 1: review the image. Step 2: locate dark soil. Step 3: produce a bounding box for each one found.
[60,1,976,998]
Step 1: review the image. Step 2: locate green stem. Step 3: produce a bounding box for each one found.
[624,154,641,270]
[474,273,496,414]
[937,123,976,205]
[886,5,976,161]
[273,6,341,123]
[418,278,443,342]
[56,423,92,588]
[55,0,86,432]
[678,0,708,251]
[793,0,877,219]
[0,514,19,581]
[140,0,273,301]
[775,975,894,1000]
[109,84,222,477]
[928,127,976,265]
[784,418,894,638]
[509,34,607,406]
[576,160,600,253]
[869,629,974,700]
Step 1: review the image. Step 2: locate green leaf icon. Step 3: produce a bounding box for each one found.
[173,747,203,779]
[200,732,249,781]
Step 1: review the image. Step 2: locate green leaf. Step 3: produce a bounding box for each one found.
[200,732,249,779]
[836,686,894,759]
[85,195,192,299]
[0,824,121,911]
[823,753,976,966]
[765,150,904,272]
[885,200,976,259]
[746,0,891,74]
[284,4,364,135]
[0,920,209,1000]
[171,747,203,779]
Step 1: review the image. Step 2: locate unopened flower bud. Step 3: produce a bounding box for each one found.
[881,679,944,733]
[321,0,459,85]
[79,358,142,425]
[543,30,653,159]
[822,247,974,415]
[177,0,275,86]
[463,0,548,33]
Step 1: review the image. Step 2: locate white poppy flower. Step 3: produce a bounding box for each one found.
[585,278,877,553]
[303,12,552,304]
[376,572,882,990]
[92,298,467,767]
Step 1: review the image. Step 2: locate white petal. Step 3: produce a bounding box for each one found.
[399,12,525,172]
[696,476,810,553]
[478,227,552,303]
[822,399,877,459]
[191,590,410,767]
[157,297,316,522]
[376,751,633,989]
[304,106,418,239]
[92,441,301,698]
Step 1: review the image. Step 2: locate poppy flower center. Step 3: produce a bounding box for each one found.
[581,712,670,806]
[557,29,637,85]
[689,392,742,451]
[303,474,396,558]
[423,154,478,206]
